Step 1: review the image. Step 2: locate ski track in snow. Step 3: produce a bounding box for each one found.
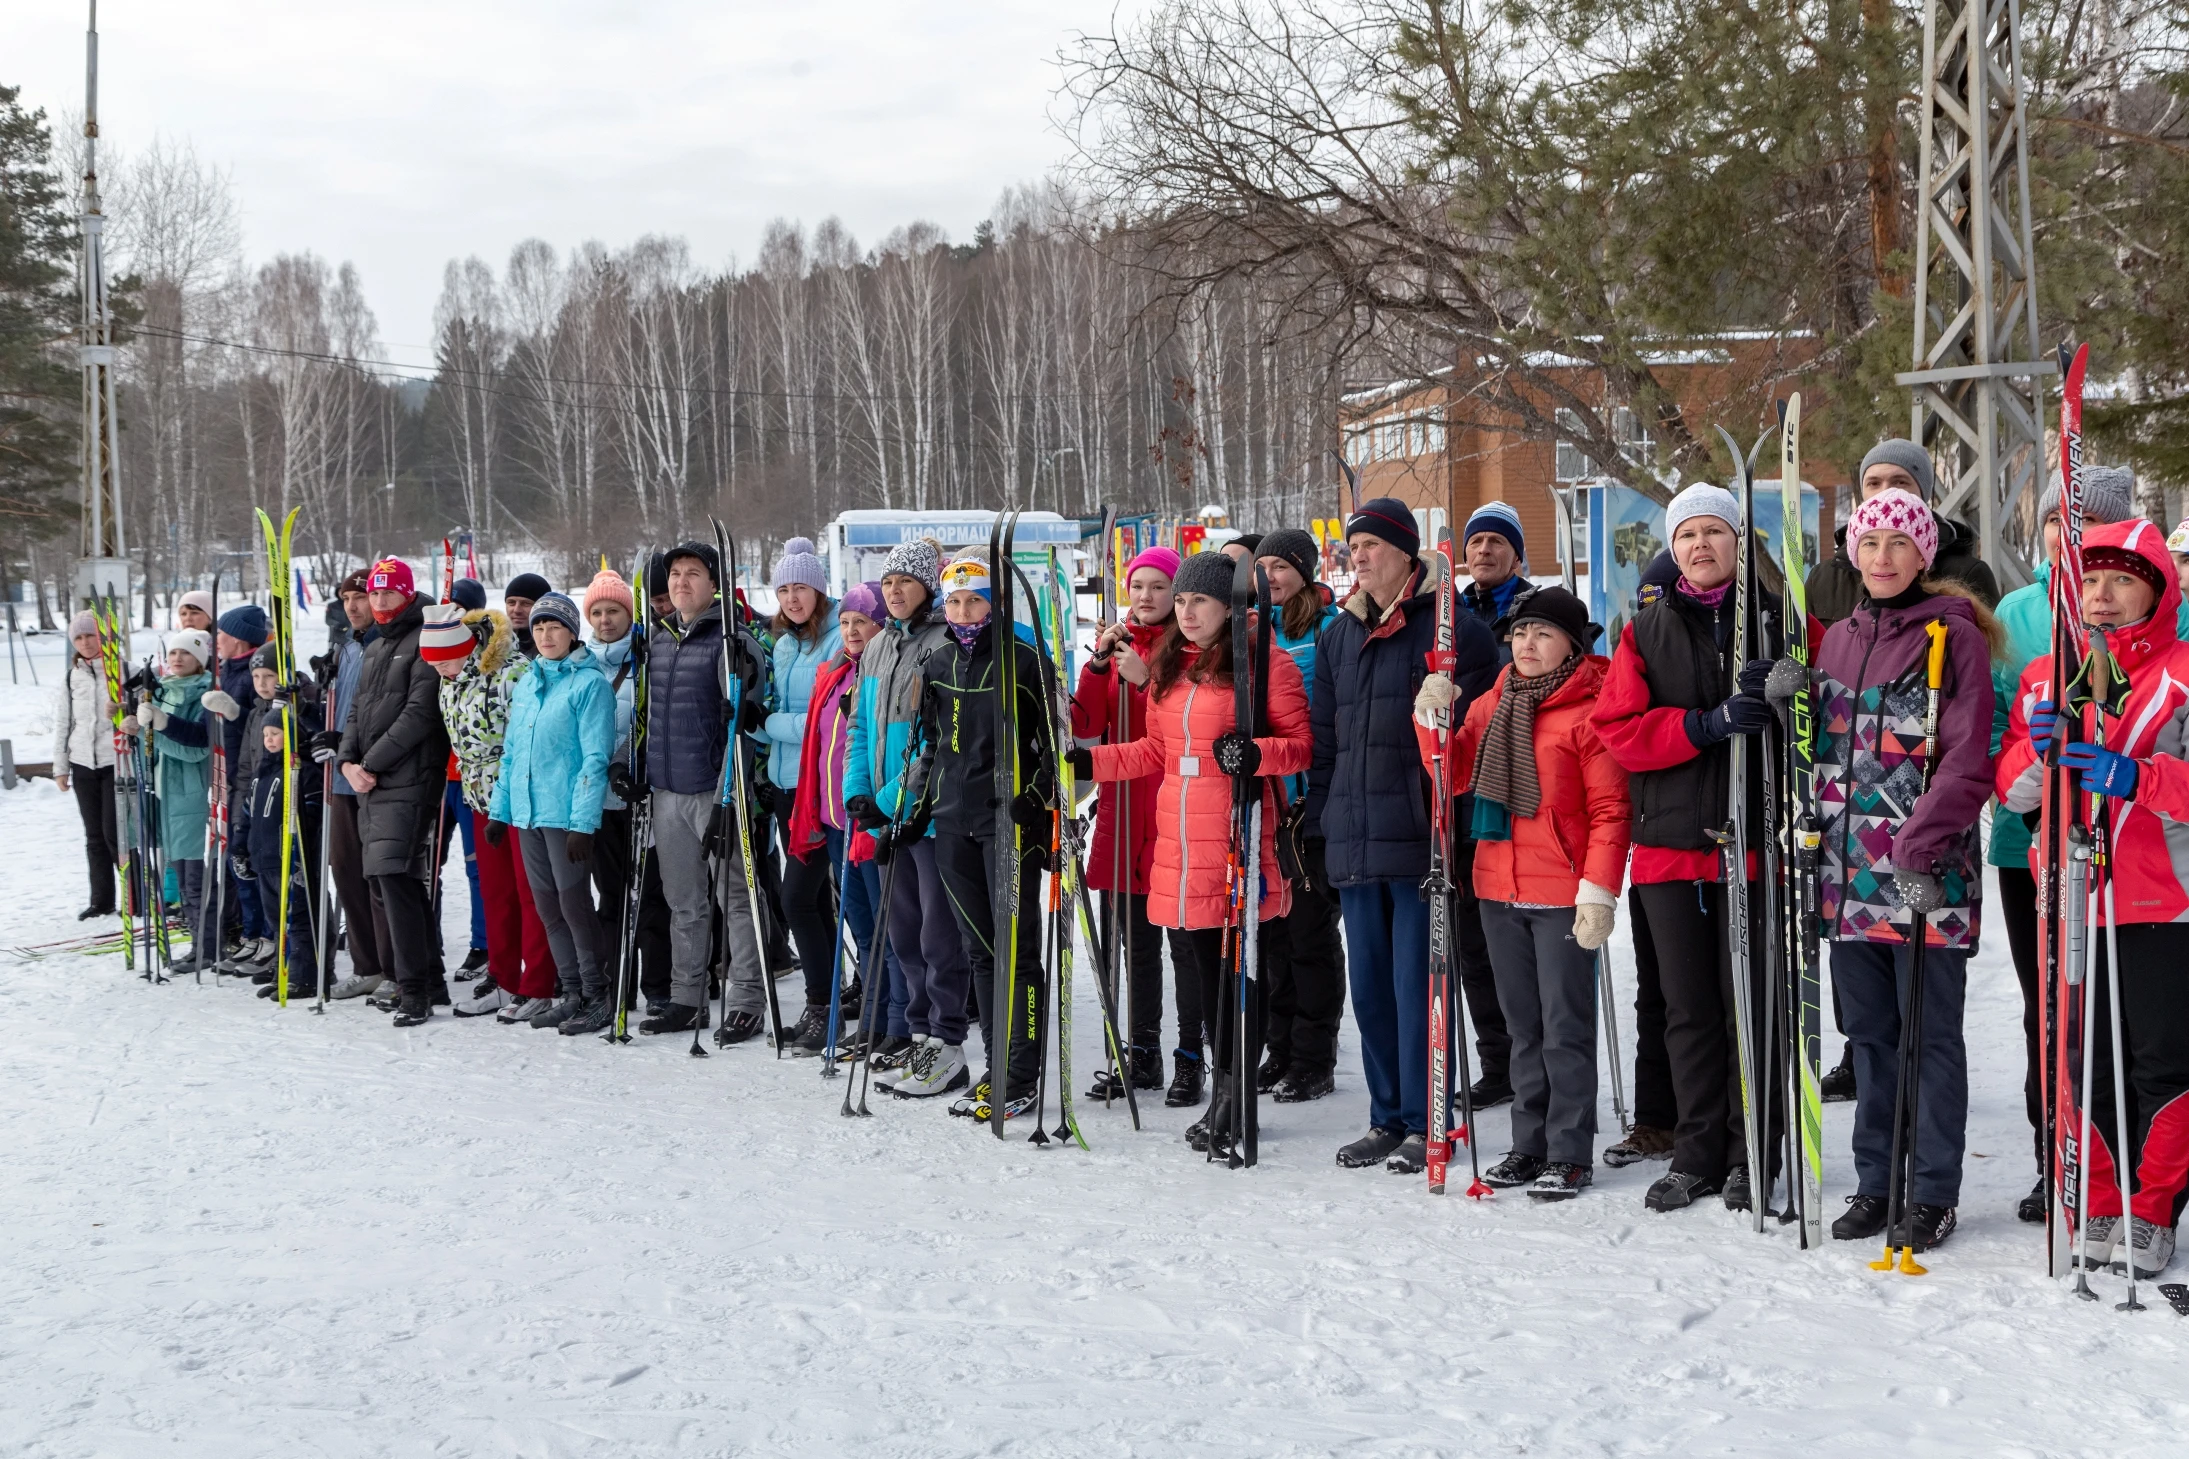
[3,646,2187,1457]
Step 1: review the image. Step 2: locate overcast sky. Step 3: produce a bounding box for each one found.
[13,1,1130,367]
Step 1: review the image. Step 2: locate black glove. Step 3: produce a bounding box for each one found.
[1687,694,1773,747]
[309,729,343,765]
[847,794,890,832]
[484,820,507,847]
[1736,658,1774,697]
[739,695,768,733]
[607,762,644,803]
[230,853,256,882]
[704,804,731,859]
[1009,789,1051,828]
[1065,745,1094,780]
[565,831,593,864]
[1212,730,1261,779]
[871,824,897,865]
[308,652,335,684]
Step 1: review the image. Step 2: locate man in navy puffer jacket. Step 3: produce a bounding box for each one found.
[1309,498,1497,1171]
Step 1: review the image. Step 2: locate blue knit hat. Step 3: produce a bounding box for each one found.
[772,537,829,595]
[217,603,270,648]
[1463,500,1525,560]
[450,578,488,611]
[529,592,584,638]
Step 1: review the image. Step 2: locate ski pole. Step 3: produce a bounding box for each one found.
[2099,796,2142,1312]
[1598,946,1630,1136]
[1873,618,1948,1276]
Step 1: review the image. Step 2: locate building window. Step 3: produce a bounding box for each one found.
[1555,409,1589,482]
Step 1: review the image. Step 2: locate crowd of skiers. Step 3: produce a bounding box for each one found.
[47,444,2189,1277]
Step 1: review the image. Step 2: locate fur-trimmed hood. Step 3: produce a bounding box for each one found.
[463,607,515,678]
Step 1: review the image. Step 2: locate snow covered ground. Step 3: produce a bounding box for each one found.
[3,628,2187,1458]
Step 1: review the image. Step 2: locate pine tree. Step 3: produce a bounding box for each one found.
[0,85,78,555]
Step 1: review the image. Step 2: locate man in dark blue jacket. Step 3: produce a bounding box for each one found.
[1309,498,1498,1170]
[213,604,270,961]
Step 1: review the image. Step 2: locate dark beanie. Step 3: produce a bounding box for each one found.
[1230,532,1263,555]
[249,641,280,671]
[450,578,487,611]
[337,568,371,598]
[1346,496,1421,556]
[503,572,552,602]
[218,603,270,648]
[646,551,670,592]
[663,541,720,586]
[1507,585,1598,652]
[1257,528,1320,584]
[1173,550,1239,602]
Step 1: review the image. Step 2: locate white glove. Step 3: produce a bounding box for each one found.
[138,701,168,732]
[200,689,240,721]
[1413,671,1456,726]
[1573,880,1617,951]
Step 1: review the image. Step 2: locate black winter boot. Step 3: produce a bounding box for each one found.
[1821,1043,1857,1102]
[1165,1050,1205,1108]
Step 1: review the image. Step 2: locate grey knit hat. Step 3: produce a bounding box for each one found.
[771,537,829,595]
[879,537,942,603]
[2036,465,2135,529]
[528,591,584,638]
[1857,440,1937,502]
[1173,550,1240,602]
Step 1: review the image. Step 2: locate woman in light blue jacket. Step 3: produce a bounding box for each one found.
[488,592,617,1033]
[763,538,844,1050]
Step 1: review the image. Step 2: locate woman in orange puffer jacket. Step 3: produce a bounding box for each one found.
[1077,550,1313,1158]
[1415,586,1632,1200]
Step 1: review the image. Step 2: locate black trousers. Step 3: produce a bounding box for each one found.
[1452,839,1512,1085]
[1262,836,1346,1076]
[1996,866,2046,1167]
[1181,924,1268,1079]
[328,793,390,983]
[71,763,120,912]
[592,804,672,1009]
[757,815,796,969]
[781,836,841,1006]
[370,871,442,999]
[936,830,1046,1096]
[1628,881,1676,1131]
[1634,879,1783,1183]
[1101,890,1199,1055]
[2083,922,2189,1227]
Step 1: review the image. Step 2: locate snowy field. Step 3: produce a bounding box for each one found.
[2,625,2186,1458]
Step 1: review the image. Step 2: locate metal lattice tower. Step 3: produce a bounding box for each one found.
[1899,0,2050,587]
[76,0,129,607]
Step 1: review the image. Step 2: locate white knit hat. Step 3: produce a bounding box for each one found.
[169,629,214,671]
[1665,482,1742,539]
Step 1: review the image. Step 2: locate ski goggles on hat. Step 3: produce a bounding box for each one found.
[939,560,992,598]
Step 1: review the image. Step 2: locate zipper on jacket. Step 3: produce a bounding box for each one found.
[1177,682,1198,912]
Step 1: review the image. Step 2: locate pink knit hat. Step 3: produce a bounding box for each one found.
[1847,488,1938,569]
[582,568,634,617]
[1125,546,1182,584]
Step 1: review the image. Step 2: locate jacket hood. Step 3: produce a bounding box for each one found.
[2081,517,2183,673]
[462,608,514,677]
[529,642,601,683]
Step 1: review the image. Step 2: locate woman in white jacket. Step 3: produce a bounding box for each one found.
[52,611,119,920]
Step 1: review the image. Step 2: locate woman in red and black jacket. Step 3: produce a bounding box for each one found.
[1072,546,1210,1107]
[1592,483,1785,1216]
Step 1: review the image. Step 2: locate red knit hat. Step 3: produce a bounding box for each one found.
[366,557,416,597]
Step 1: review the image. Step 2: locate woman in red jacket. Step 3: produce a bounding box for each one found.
[1417,586,1631,1197]
[1074,545,1209,1107]
[1075,550,1313,1159]
[1998,518,2189,1278]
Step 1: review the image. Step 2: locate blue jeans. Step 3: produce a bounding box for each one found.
[1340,879,1432,1135]
[1831,938,1969,1208]
[831,828,908,1038]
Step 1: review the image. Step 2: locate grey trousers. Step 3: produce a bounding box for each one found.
[519,826,608,1002]
[653,788,766,1016]
[1480,900,1600,1166]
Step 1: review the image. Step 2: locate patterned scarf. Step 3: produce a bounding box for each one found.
[1470,654,1582,821]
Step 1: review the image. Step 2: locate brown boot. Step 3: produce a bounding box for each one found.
[1602,1125,1675,1167]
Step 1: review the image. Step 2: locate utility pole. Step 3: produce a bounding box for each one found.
[74,0,130,612]
[1897,0,2052,588]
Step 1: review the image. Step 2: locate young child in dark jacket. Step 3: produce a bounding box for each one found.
[236,643,325,999]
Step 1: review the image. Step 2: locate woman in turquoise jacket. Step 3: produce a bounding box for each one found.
[127,629,216,969]
[763,538,844,1048]
[1254,529,1349,1099]
[488,593,617,1032]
